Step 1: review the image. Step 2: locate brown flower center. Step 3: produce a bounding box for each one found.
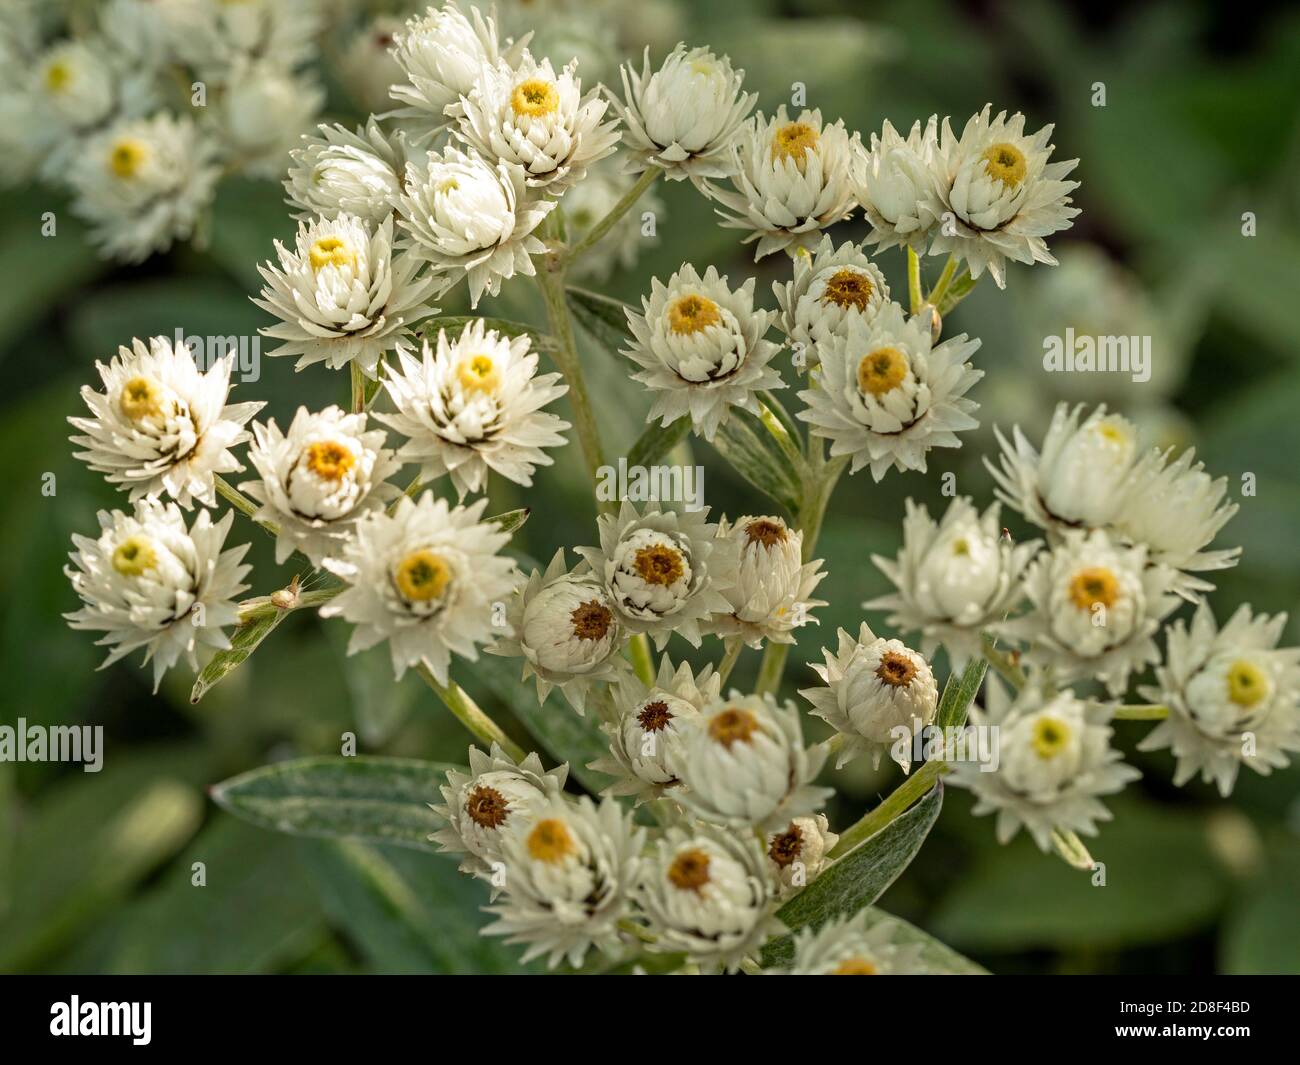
[876,651,918,688]
[708,707,760,748]
[465,785,509,829]
[633,543,685,587]
[767,823,804,868]
[637,700,673,733]
[667,848,711,891]
[744,518,788,547]
[570,599,614,641]
[821,268,873,311]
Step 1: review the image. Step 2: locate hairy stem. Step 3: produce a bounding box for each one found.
[415,665,527,762]
[566,167,660,263]
[980,632,1026,691]
[628,632,656,686]
[350,361,366,414]
[1113,704,1169,721]
[215,474,280,537]
[906,245,923,314]
[829,759,949,858]
[717,638,744,687]
[925,254,960,308]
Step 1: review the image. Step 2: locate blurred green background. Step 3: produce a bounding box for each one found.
[3,0,1299,974]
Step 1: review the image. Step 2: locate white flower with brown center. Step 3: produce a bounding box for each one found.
[284,118,405,226]
[1139,603,1300,797]
[802,623,939,771]
[320,492,519,683]
[777,912,927,975]
[64,499,250,691]
[70,336,262,510]
[765,814,838,898]
[774,236,890,370]
[797,300,982,481]
[859,116,942,254]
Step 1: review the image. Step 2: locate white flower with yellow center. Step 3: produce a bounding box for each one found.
[951,682,1139,850]
[240,405,402,567]
[69,336,262,510]
[320,492,519,683]
[254,212,441,378]
[588,655,719,802]
[576,502,739,650]
[774,236,890,370]
[1000,528,1179,695]
[797,300,982,481]
[285,118,405,227]
[431,743,568,881]
[377,319,569,498]
[702,106,865,260]
[454,52,619,193]
[30,40,116,133]
[777,912,926,975]
[610,44,756,181]
[765,813,838,899]
[988,403,1142,534]
[801,623,939,771]
[161,0,323,82]
[1139,603,1300,797]
[563,158,665,283]
[926,105,1080,288]
[866,498,1038,667]
[488,549,628,714]
[67,113,221,264]
[859,116,942,254]
[397,144,554,308]
[672,691,832,829]
[485,795,643,969]
[705,515,827,648]
[622,263,784,441]
[64,499,250,691]
[213,59,324,180]
[634,823,784,974]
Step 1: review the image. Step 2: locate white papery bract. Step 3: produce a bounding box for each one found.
[160,0,323,82]
[285,119,405,226]
[703,106,865,259]
[926,105,1080,288]
[1000,528,1179,696]
[635,823,784,974]
[672,691,831,829]
[485,795,643,968]
[622,264,783,441]
[397,144,553,307]
[320,493,518,683]
[213,59,323,180]
[455,52,619,193]
[765,813,838,899]
[610,44,756,181]
[774,236,890,369]
[802,623,939,771]
[867,498,1037,667]
[64,499,250,691]
[859,117,941,254]
[797,300,982,481]
[563,159,664,283]
[254,212,441,378]
[705,515,826,648]
[70,337,262,510]
[1140,603,1300,797]
[241,406,402,567]
[951,682,1139,850]
[431,744,568,880]
[777,912,926,975]
[576,502,738,650]
[338,15,406,116]
[377,320,569,498]
[68,113,220,264]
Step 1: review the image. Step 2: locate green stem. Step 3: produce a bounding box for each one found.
[936,269,977,316]
[980,632,1025,691]
[215,474,281,537]
[828,760,949,859]
[925,254,960,307]
[350,361,366,414]
[237,585,340,623]
[415,665,527,762]
[716,638,744,687]
[906,245,923,314]
[628,632,656,686]
[1113,704,1169,721]
[567,167,660,263]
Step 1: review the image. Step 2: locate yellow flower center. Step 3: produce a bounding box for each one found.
[952,537,970,556]
[526,818,576,864]
[1094,418,1132,446]
[667,848,711,891]
[112,536,157,577]
[771,121,819,166]
[119,375,164,421]
[689,58,716,76]
[832,957,879,975]
[666,294,721,335]
[1226,660,1269,709]
[108,138,148,179]
[456,354,499,393]
[633,544,684,586]
[707,707,760,748]
[44,60,72,93]
[821,268,874,311]
[308,236,356,272]
[394,550,452,602]
[856,346,909,397]
[1031,715,1071,760]
[981,141,1027,188]
[1067,567,1119,612]
[303,440,355,482]
[435,176,460,195]
[510,78,559,117]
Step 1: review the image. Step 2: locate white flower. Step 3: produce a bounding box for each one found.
[455,52,619,193]
[765,814,838,899]
[517,11,619,87]
[866,498,1038,667]
[161,0,323,82]
[68,113,220,264]
[773,236,890,369]
[1139,603,1300,796]
[950,682,1139,850]
[702,106,865,260]
[70,337,262,510]
[64,499,250,691]
[576,502,738,650]
[29,40,116,134]
[254,212,441,378]
[859,117,942,254]
[563,159,664,283]
[320,493,518,683]
[488,549,628,713]
[337,16,406,116]
[705,515,826,648]
[673,691,831,829]
[102,0,178,69]
[610,44,756,181]
[622,263,784,441]
[588,656,718,801]
[777,913,926,975]
[240,406,402,566]
[213,59,323,180]
[285,119,405,227]
[635,823,784,973]
[376,319,569,497]
[926,105,1080,288]
[397,144,553,308]
[485,795,643,969]
[431,743,568,879]
[797,300,982,481]
[987,403,1142,534]
[1000,528,1179,695]
[801,623,939,771]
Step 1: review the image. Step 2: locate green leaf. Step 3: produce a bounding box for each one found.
[190,609,286,704]
[419,316,555,352]
[858,908,988,975]
[327,625,420,747]
[711,407,803,515]
[935,651,989,729]
[211,756,455,853]
[760,780,944,967]
[627,417,691,468]
[488,506,531,535]
[565,286,634,353]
